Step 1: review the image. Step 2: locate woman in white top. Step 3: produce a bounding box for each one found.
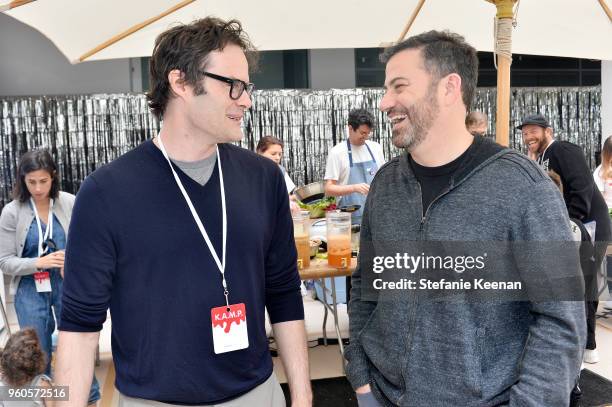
[256,136,300,215]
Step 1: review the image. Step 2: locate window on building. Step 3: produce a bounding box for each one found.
[141,50,310,92]
[355,48,602,88]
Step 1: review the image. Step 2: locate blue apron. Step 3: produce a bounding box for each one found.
[340,139,378,225]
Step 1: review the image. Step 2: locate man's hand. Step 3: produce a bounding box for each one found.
[352,183,370,196]
[356,384,371,394]
[527,150,538,161]
[290,200,301,216]
[35,250,65,269]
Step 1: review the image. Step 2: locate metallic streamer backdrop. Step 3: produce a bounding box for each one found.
[0,86,602,208]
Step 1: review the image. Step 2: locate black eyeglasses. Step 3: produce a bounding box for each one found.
[42,238,57,254]
[200,71,254,100]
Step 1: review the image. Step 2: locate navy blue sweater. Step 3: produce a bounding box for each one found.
[59,140,304,404]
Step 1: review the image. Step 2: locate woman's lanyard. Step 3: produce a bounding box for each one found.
[31,198,53,257]
[156,135,230,308]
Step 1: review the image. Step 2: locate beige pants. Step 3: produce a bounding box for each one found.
[118,374,285,407]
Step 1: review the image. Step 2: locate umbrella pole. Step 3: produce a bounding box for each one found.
[489,0,516,147]
[397,0,427,42]
[77,0,196,63]
[496,55,511,147]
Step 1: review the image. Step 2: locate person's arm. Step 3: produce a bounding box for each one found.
[345,194,377,394]
[57,176,116,406]
[266,170,311,405]
[0,203,38,276]
[508,176,585,406]
[272,320,312,406]
[324,179,369,197]
[54,331,99,407]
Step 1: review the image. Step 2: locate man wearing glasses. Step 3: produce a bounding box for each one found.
[54,17,311,407]
[324,108,386,225]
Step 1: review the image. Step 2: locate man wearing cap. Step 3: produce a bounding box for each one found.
[519,113,611,366]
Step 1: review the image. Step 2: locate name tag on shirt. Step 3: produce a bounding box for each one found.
[34,271,51,292]
[211,303,249,354]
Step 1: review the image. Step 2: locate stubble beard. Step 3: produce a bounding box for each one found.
[391,83,440,152]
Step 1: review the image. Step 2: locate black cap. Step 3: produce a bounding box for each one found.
[516,114,551,130]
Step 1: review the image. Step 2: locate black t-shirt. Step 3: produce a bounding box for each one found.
[409,140,475,216]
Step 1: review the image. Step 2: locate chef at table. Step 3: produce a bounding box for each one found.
[324,108,386,225]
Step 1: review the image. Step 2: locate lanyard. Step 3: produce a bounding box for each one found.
[538,139,555,166]
[31,198,53,257]
[156,135,230,308]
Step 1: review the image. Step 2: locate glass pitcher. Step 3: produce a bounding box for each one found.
[326,211,351,268]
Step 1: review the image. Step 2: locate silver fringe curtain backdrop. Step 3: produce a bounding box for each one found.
[473,87,602,169]
[0,86,601,208]
[0,94,160,207]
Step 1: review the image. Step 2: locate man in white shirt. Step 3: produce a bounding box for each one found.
[324,108,386,225]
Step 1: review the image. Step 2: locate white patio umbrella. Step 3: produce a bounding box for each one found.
[2,0,611,145]
[1,0,421,62]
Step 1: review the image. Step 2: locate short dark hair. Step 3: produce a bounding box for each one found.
[13,150,60,202]
[380,30,478,109]
[0,328,46,387]
[347,108,375,131]
[256,136,284,153]
[147,17,257,120]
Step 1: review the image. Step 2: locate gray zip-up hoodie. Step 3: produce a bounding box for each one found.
[346,136,585,406]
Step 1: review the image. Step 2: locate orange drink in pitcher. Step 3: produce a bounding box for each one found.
[326,211,351,268]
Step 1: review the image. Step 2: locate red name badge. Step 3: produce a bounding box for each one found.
[211,303,249,354]
[34,271,51,293]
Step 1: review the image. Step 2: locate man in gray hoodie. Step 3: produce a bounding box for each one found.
[346,30,586,407]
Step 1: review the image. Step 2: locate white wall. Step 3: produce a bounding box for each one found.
[0,12,138,96]
[309,49,356,89]
[602,61,612,144]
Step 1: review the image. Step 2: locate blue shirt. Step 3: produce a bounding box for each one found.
[59,141,303,404]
